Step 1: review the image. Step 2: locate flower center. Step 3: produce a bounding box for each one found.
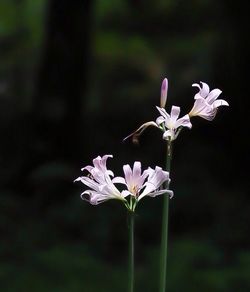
[130,185,139,196]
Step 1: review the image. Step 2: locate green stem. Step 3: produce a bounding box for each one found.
[128,210,135,292]
[159,140,172,292]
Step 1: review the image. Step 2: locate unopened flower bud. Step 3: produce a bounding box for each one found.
[160,78,168,108]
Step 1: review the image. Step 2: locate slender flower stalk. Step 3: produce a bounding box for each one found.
[128,210,135,292]
[159,140,172,292]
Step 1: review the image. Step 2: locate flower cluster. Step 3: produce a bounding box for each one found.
[75,155,173,211]
[125,79,229,142]
[75,78,229,210]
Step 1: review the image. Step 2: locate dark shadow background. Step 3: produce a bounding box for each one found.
[0,0,249,291]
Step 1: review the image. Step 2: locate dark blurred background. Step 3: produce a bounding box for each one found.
[0,0,249,291]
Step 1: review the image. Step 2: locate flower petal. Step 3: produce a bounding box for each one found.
[138,166,170,200]
[175,114,192,129]
[206,89,222,104]
[189,98,210,117]
[156,116,165,125]
[123,164,133,186]
[156,106,170,119]
[132,161,142,181]
[163,130,172,140]
[213,99,229,108]
[192,83,202,90]
[170,106,180,122]
[138,189,173,200]
[199,82,210,97]
[112,176,126,185]
[123,121,158,144]
[80,190,108,205]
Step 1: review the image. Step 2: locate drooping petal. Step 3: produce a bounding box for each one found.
[213,99,229,108]
[192,83,202,91]
[141,189,173,199]
[81,165,93,172]
[75,176,100,192]
[121,190,132,198]
[123,121,158,144]
[162,130,173,140]
[156,116,165,125]
[112,176,126,185]
[80,190,109,205]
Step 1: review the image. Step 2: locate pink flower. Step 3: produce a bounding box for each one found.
[156,106,192,141]
[75,155,173,210]
[124,78,191,143]
[189,82,229,120]
[74,155,128,205]
[113,162,173,202]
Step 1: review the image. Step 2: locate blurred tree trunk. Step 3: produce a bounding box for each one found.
[34,0,93,160]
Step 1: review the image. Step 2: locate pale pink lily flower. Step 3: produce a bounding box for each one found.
[74,155,128,205]
[113,162,173,202]
[189,81,229,120]
[156,106,192,141]
[75,155,173,210]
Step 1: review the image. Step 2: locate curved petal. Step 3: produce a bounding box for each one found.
[199,82,210,97]
[156,106,170,119]
[121,190,132,198]
[138,189,173,201]
[123,121,158,143]
[206,89,222,104]
[75,176,100,192]
[192,83,202,90]
[93,155,113,171]
[112,176,126,185]
[139,167,169,200]
[156,116,165,125]
[175,115,192,129]
[163,130,172,140]
[81,165,93,172]
[80,190,108,205]
[189,98,210,117]
[213,99,229,108]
